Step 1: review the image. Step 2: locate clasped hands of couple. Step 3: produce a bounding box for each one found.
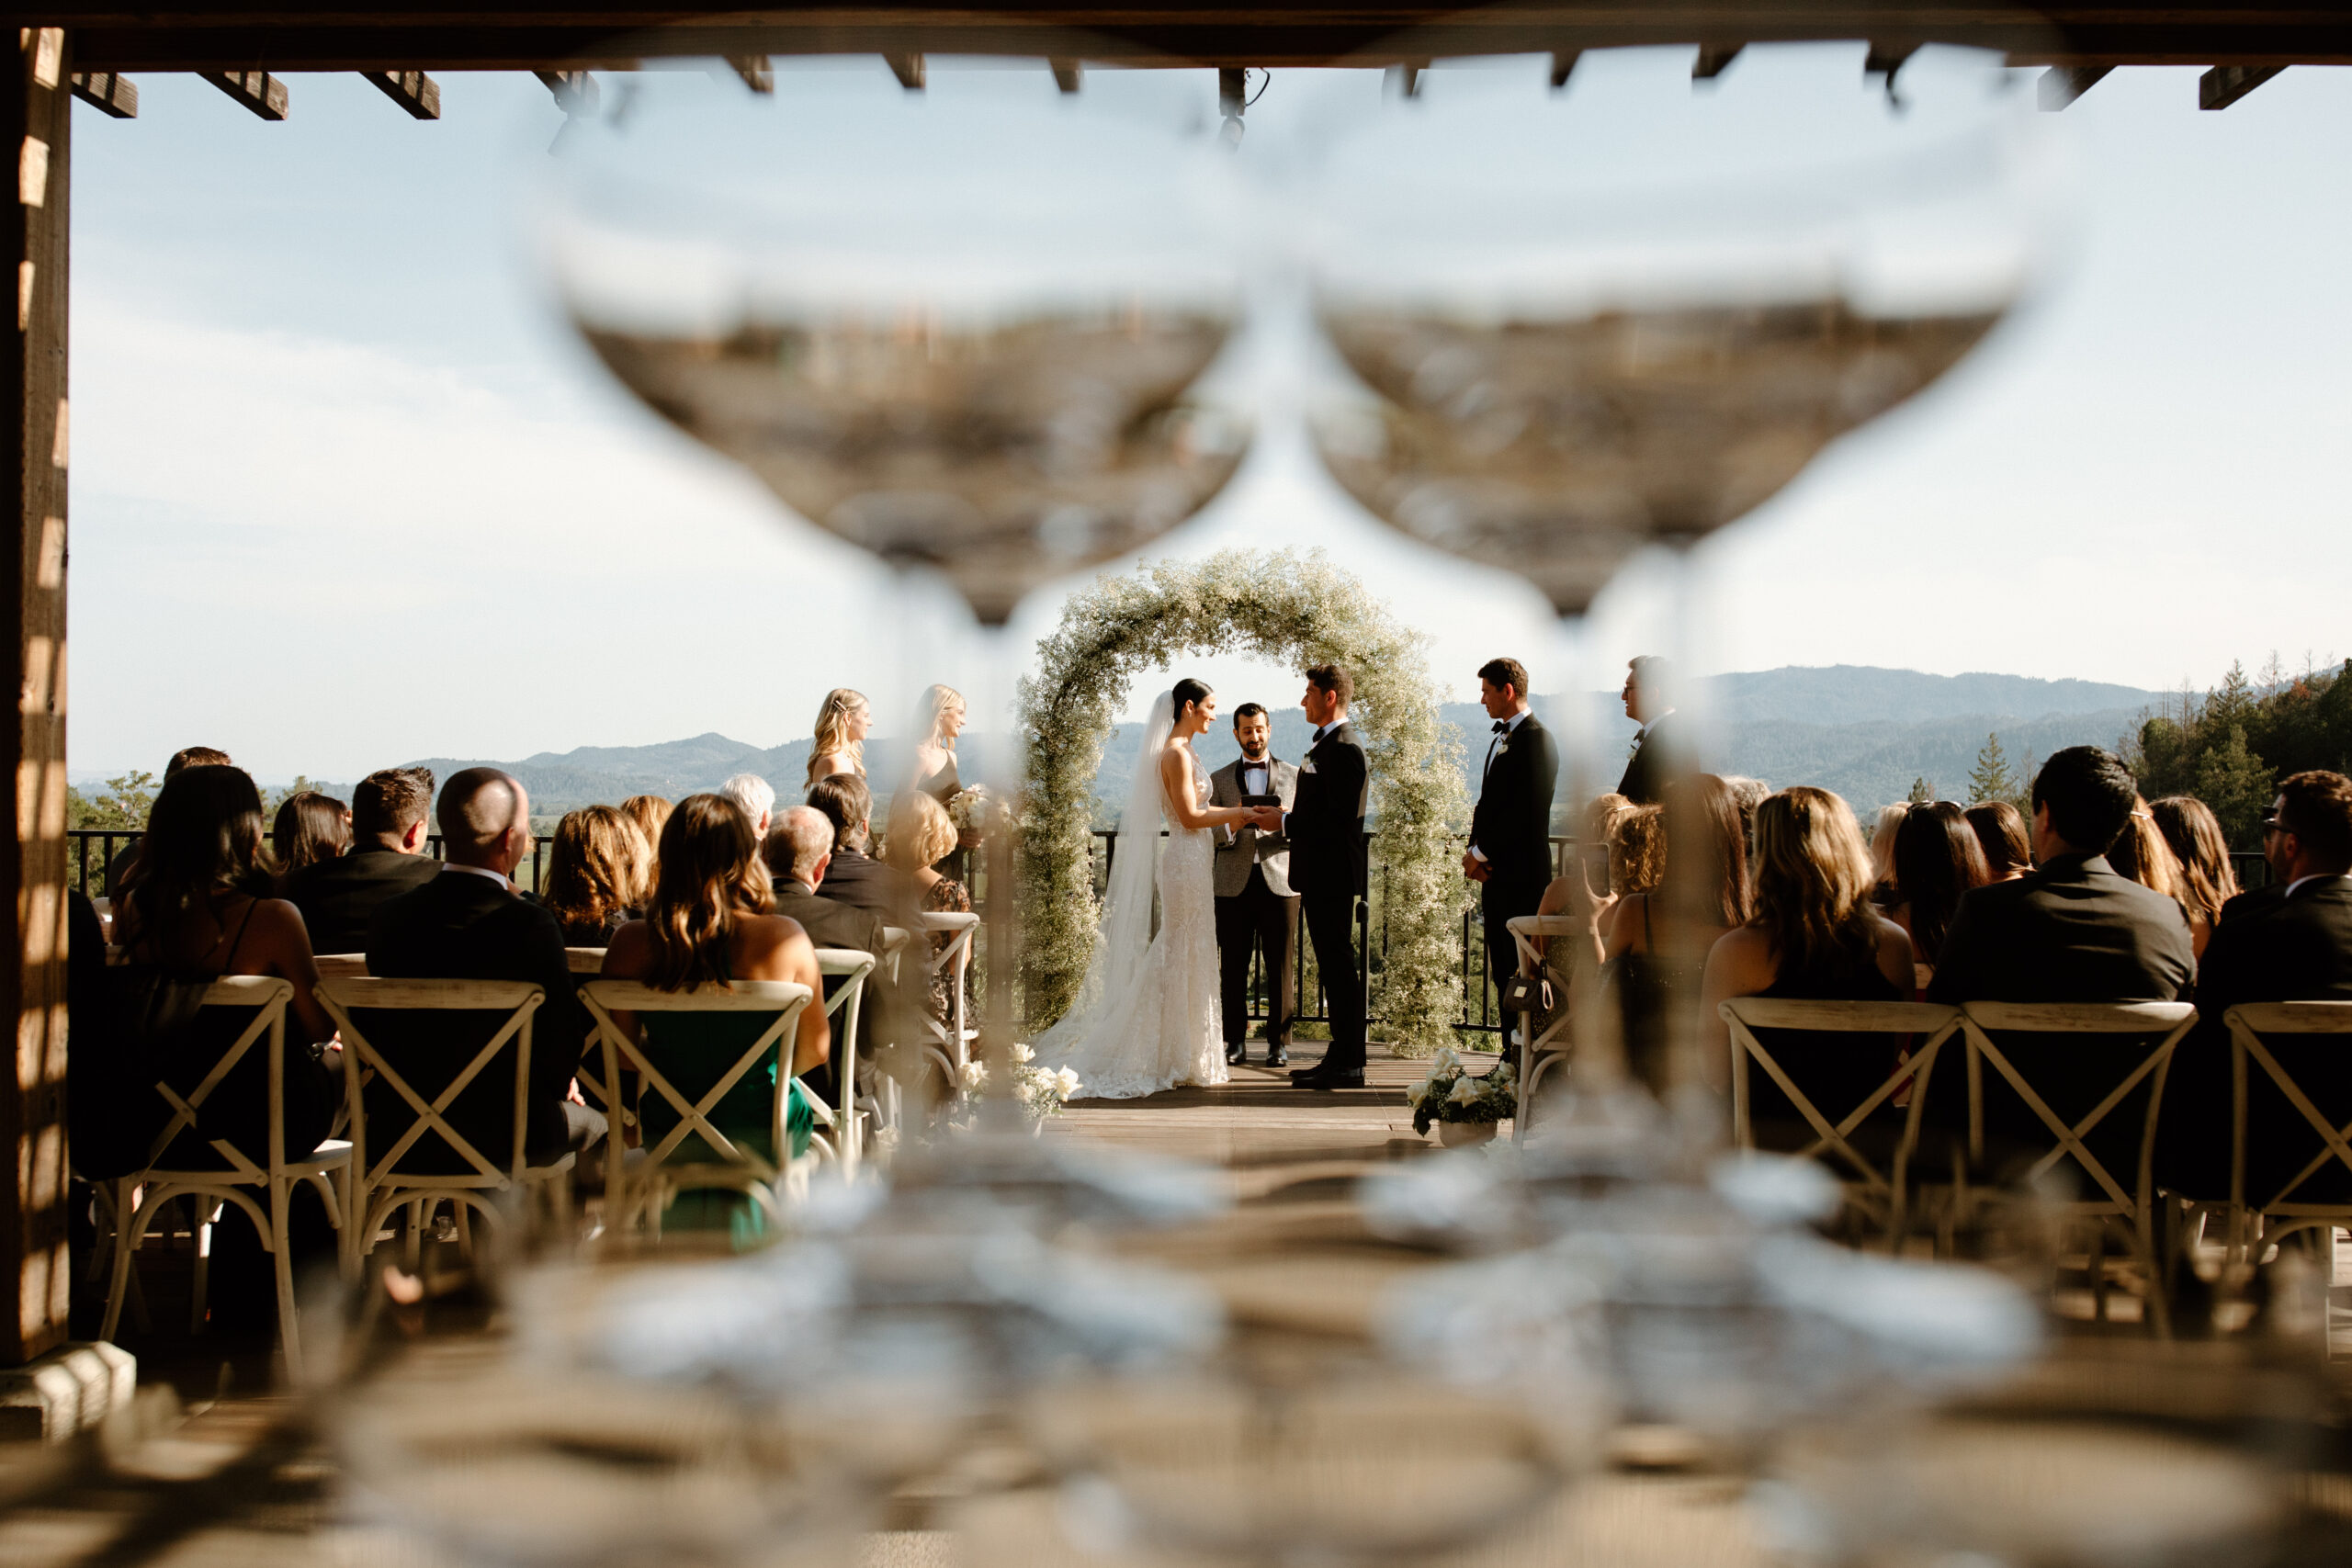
[1240,805,1283,832]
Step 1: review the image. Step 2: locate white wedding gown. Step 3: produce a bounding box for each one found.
[1030,740,1227,1100]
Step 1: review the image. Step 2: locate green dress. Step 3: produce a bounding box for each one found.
[635,952,816,1247]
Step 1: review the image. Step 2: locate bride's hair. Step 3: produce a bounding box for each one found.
[1171,677,1212,719]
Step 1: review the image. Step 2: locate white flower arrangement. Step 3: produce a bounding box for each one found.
[954,1041,1083,1123]
[1016,547,1472,1055]
[1408,1049,1515,1135]
[946,785,991,838]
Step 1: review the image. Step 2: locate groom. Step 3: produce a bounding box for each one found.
[1285,663,1371,1090]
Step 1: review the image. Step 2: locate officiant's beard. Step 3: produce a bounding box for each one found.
[1239,740,1268,761]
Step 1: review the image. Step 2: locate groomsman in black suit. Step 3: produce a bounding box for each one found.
[1462,658,1560,1066]
[1285,665,1371,1089]
[1209,703,1301,1067]
[1615,656,1676,807]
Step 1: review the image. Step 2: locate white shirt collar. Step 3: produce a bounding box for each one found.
[1635,705,1677,739]
[1498,708,1532,735]
[440,862,511,888]
[2285,873,2352,898]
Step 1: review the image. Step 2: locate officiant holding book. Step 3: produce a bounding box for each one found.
[1210,703,1300,1068]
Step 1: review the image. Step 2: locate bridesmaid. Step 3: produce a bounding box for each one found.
[806,688,870,791]
[910,684,966,803]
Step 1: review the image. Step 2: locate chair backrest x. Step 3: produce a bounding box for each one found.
[141,976,296,1183]
[1955,1000,2198,1213]
[917,911,979,1063]
[579,980,814,1214]
[316,977,546,1190]
[2222,1001,2352,1216]
[1720,998,1962,1199]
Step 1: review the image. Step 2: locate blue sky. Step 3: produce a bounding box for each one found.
[67,58,2352,782]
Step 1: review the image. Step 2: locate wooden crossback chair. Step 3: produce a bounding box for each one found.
[560,949,628,1162]
[914,911,980,1084]
[316,977,576,1279]
[1950,1000,2199,1331]
[314,953,369,981]
[811,948,879,1172]
[99,976,351,1381]
[580,979,819,1243]
[1719,998,1962,1242]
[1503,915,1586,1140]
[2220,1002,2352,1277]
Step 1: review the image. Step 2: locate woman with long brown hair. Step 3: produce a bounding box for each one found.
[599,795,830,1235]
[2150,795,2242,956]
[807,688,870,789]
[1700,787,1914,1128]
[1600,774,1752,1094]
[2109,795,2204,954]
[541,806,650,946]
[617,795,672,863]
[270,790,351,890]
[1964,800,2033,882]
[1888,801,1991,979]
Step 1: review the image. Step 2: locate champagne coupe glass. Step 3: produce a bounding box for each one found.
[533,47,1254,1100]
[1305,28,2055,1105]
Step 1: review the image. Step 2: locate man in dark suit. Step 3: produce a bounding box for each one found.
[805,773,911,926]
[764,804,891,1111]
[1463,658,1559,1066]
[1925,746,2194,1180]
[1284,664,1372,1089]
[287,767,439,954]
[366,768,600,1172]
[2159,770,2352,1201]
[1209,702,1301,1068]
[1614,657,1676,807]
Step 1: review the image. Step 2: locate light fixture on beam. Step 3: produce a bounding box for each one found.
[2038,64,2110,110]
[1693,44,1745,83]
[883,52,925,90]
[69,72,137,118]
[1050,58,1081,94]
[536,69,599,117]
[204,69,288,120]
[727,54,774,94]
[368,69,441,119]
[2199,63,2284,110]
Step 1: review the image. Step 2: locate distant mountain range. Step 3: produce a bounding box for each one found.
[334,665,2167,823]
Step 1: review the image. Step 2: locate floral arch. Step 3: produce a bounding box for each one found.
[1017,548,1470,1056]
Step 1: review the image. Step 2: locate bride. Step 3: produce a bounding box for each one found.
[1031,678,1279,1100]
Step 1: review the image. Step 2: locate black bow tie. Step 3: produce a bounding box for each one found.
[1492,721,1510,734]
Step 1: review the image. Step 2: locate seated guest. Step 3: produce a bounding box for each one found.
[1721,775,1770,858]
[1928,748,2195,1007]
[805,773,906,920]
[719,773,776,841]
[1964,800,2034,883]
[807,688,870,788]
[1600,803,1665,920]
[1532,793,1634,955]
[1888,802,1990,987]
[366,768,600,1168]
[1866,804,1906,907]
[1699,787,1914,1137]
[764,805,891,1106]
[599,795,830,1240]
[1602,775,1752,1093]
[882,792,973,1024]
[271,790,351,889]
[2160,772,2352,1201]
[2151,795,2241,959]
[2108,795,2207,957]
[619,795,673,857]
[106,745,234,898]
[286,767,440,956]
[540,805,650,946]
[111,765,338,1168]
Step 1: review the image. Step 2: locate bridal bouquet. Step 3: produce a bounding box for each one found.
[956,1042,1082,1124]
[946,785,991,838]
[1406,1047,1515,1135]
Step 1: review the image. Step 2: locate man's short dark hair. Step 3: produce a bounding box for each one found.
[2030,746,2138,855]
[807,773,873,851]
[1305,663,1352,705]
[165,746,232,779]
[1478,658,1530,699]
[1232,702,1267,728]
[352,767,435,841]
[2277,770,2352,870]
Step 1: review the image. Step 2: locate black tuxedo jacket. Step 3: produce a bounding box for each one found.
[1925,853,2196,1008]
[288,847,442,956]
[2160,876,2352,1200]
[364,870,586,1170]
[773,882,888,964]
[1470,714,1558,886]
[817,847,914,926]
[1287,721,1368,899]
[1615,714,1675,807]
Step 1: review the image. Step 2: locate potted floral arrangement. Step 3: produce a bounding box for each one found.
[1406,1047,1515,1146]
[953,1042,1081,1132]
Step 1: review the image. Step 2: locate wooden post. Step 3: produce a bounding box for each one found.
[3,25,72,1366]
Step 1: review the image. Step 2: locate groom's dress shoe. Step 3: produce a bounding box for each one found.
[1290,1064,1364,1090]
[1264,1043,1289,1068]
[1225,1041,1247,1066]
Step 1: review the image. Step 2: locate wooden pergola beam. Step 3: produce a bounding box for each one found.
[1691,42,1744,80]
[203,68,288,119]
[2038,62,2110,110]
[2199,63,2285,110]
[365,68,441,118]
[726,53,774,93]
[67,69,134,118]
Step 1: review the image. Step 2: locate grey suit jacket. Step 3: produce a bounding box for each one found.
[1209,756,1297,898]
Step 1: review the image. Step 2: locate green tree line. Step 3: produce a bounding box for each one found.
[2123,658,2352,849]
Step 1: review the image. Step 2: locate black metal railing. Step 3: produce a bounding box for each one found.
[71,829,555,901]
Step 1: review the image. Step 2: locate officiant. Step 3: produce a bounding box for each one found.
[1210,703,1300,1068]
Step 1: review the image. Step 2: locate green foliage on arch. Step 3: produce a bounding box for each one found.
[1017,548,1470,1055]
